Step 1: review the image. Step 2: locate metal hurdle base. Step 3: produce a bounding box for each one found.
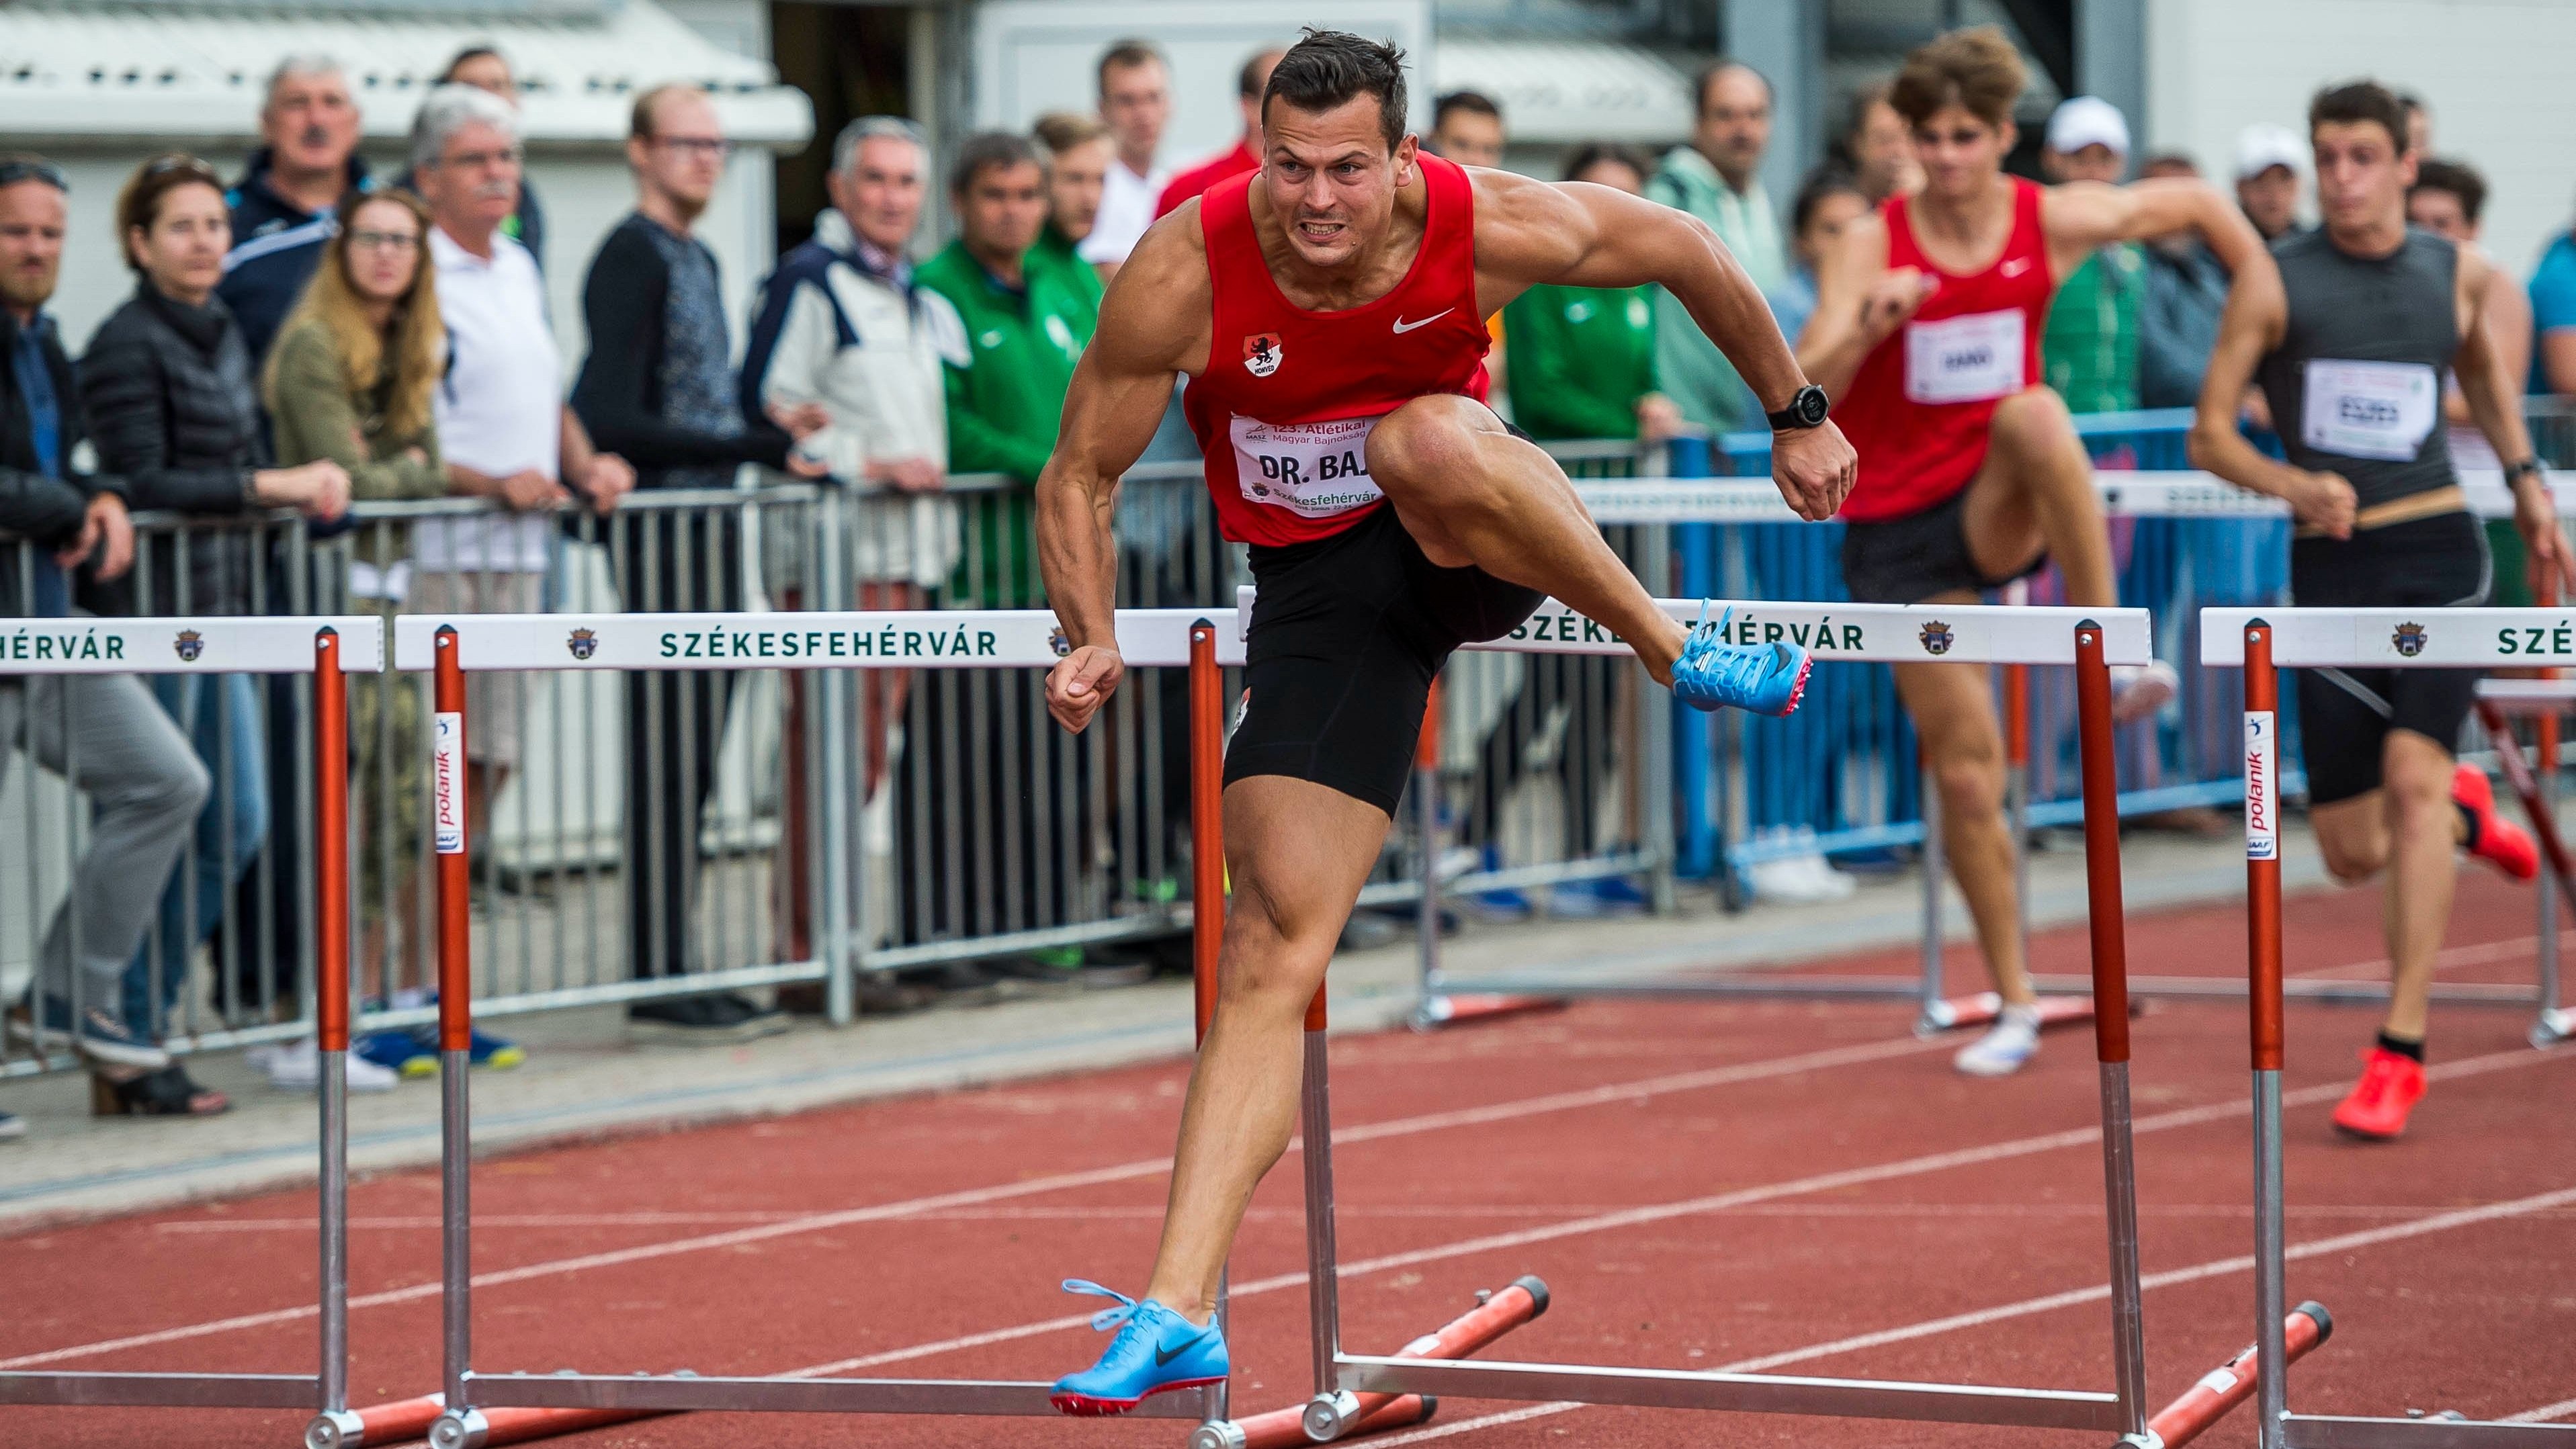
[2280,1419,2576,1448]
[461,1374,1213,1418]
[1328,1356,2122,1430]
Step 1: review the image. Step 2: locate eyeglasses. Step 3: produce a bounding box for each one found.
[652,136,732,160]
[348,229,421,252]
[0,158,69,193]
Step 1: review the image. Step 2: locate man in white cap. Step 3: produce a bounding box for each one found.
[2041,96,2146,413]
[2235,122,2307,243]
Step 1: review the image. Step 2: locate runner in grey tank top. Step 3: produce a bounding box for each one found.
[2256,226,2456,510]
[2190,80,2570,1142]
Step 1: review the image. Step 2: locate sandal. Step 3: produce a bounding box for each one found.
[90,1063,230,1117]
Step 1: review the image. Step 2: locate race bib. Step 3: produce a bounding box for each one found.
[1903,309,2026,404]
[2302,358,2438,462]
[1229,413,1386,519]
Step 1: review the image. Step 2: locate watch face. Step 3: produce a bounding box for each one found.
[1795,386,1828,426]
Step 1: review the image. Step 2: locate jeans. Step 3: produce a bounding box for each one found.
[0,669,210,1019]
[121,672,268,1035]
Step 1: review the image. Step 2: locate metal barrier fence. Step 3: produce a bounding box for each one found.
[9,405,2575,1071]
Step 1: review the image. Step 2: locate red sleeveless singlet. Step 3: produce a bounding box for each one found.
[1182,155,1492,548]
[1836,177,2055,523]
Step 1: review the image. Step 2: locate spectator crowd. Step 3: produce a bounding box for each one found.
[7,30,2576,1144]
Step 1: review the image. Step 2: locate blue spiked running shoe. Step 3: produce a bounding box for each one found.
[1671,604,1810,717]
[1048,1280,1228,1416]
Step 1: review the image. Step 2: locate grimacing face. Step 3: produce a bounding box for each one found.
[1257,93,1417,271]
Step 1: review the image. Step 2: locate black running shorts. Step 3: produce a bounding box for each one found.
[2291,510,2490,807]
[1840,488,2046,605]
[1228,503,1544,814]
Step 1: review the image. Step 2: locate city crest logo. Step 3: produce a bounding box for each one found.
[2392,621,2428,658]
[1048,629,1072,658]
[173,629,204,662]
[1242,333,1283,378]
[567,627,599,661]
[1918,620,1954,656]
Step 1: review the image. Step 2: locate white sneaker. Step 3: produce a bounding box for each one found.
[2108,661,2180,726]
[250,1039,398,1092]
[1953,1005,2043,1077]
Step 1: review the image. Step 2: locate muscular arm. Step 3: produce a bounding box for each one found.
[2043,177,2270,281]
[1037,209,1210,728]
[1476,173,1809,414]
[1794,212,1896,400]
[2456,249,2536,464]
[1476,172,1852,518]
[2186,253,2346,528]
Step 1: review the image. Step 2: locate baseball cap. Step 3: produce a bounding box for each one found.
[2046,96,2131,158]
[2235,123,2305,180]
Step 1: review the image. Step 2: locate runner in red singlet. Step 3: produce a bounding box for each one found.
[1032,30,1856,1413]
[1798,27,2279,1077]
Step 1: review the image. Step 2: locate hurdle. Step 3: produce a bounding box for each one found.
[404,606,1289,1448]
[0,616,380,1449]
[1410,599,2131,1042]
[1256,599,2162,1444]
[2208,609,2576,1449]
[2471,675,2575,1047]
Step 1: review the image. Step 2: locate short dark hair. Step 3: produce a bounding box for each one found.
[1791,167,1869,236]
[1263,28,1409,153]
[1097,39,1164,93]
[1889,26,2025,128]
[116,153,226,275]
[2139,149,2200,177]
[1238,48,1284,101]
[951,130,1040,195]
[437,45,503,84]
[1560,140,1651,185]
[1433,90,1502,132]
[1694,60,1772,119]
[2310,80,2410,153]
[2412,156,2487,226]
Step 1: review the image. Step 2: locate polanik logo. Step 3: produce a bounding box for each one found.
[1242,333,1283,378]
[568,627,599,661]
[173,629,204,662]
[2393,621,2429,658]
[1918,620,1955,656]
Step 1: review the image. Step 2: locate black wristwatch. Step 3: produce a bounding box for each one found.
[2505,457,2545,484]
[1768,384,1830,431]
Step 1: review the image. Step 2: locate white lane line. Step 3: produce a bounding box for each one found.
[0,1033,1949,1369]
[153,1201,2575,1233]
[771,1045,2576,1380]
[2290,929,2567,981]
[1363,1182,2576,1447]
[2507,1397,2576,1423]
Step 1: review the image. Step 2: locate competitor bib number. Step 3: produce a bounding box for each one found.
[2302,358,2438,462]
[1230,414,1386,519]
[2243,710,2278,861]
[1903,309,2026,404]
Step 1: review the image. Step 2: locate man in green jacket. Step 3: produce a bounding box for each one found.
[914,130,1096,603]
[1501,144,1680,442]
[1644,61,1788,436]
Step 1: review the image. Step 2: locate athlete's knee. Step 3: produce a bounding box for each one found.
[1366,396,1494,497]
[2384,757,2456,838]
[1991,386,2077,462]
[1930,750,2005,816]
[2317,832,2384,885]
[1213,874,1336,1008]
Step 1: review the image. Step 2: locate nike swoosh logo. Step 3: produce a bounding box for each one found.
[1154,1343,1195,1367]
[1391,309,1453,334]
[2000,257,2032,277]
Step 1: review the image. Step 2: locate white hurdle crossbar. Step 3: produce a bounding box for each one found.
[2205,607,2576,1449]
[0,617,383,1449]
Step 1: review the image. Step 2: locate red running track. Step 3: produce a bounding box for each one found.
[4,871,2573,1449]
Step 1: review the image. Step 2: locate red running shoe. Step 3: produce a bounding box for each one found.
[2452,764,2537,881]
[2331,1048,2427,1141]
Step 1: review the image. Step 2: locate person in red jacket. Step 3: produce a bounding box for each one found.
[1154,46,1286,219]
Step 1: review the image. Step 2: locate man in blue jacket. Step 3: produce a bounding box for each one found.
[218,56,370,365]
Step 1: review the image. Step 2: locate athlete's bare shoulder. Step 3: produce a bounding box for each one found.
[1094,200,1216,378]
[1467,167,1599,283]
